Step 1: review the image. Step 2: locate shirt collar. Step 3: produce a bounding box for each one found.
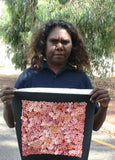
[42,60,76,72]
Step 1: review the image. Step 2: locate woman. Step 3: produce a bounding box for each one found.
[0,19,110,159]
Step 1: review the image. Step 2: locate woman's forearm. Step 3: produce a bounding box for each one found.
[3,104,14,128]
[93,106,108,131]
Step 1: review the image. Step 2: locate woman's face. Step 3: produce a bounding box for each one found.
[46,26,72,67]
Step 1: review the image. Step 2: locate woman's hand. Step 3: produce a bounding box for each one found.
[90,87,110,131]
[0,87,15,128]
[90,87,110,108]
[0,87,15,107]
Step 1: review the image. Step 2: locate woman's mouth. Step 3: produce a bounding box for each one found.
[54,53,64,57]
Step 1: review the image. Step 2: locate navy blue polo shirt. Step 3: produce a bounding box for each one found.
[15,61,99,112]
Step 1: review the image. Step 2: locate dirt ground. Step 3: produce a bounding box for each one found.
[0,74,115,125]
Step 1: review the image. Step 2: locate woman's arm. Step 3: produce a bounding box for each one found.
[0,87,15,128]
[3,103,14,128]
[90,87,110,131]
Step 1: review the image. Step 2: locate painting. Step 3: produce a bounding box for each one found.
[12,88,95,160]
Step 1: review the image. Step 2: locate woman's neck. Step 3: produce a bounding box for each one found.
[47,62,66,74]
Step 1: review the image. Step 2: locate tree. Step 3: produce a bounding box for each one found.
[0,0,115,77]
[0,0,38,70]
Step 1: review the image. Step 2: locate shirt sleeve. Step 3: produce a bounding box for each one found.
[14,67,34,89]
[15,72,27,89]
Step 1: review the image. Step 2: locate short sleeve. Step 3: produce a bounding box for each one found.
[15,72,27,89]
[14,67,35,89]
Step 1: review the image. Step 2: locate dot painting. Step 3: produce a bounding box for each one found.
[21,100,87,157]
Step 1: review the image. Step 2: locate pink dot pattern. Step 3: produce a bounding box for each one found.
[21,100,87,157]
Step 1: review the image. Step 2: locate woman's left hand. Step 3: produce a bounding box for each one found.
[90,87,110,108]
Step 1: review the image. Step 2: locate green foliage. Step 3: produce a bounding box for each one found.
[0,0,38,70]
[0,0,115,78]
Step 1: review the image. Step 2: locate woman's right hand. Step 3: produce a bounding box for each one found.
[0,87,15,106]
[0,87,15,128]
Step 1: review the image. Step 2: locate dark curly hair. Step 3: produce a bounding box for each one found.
[29,19,91,71]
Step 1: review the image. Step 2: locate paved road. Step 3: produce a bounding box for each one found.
[89,130,115,160]
[0,106,115,160]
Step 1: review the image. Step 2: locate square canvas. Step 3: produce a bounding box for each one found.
[12,88,95,160]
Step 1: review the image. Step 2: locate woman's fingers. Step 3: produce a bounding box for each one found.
[0,87,15,105]
[90,87,110,107]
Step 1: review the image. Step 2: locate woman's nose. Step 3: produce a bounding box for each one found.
[55,42,63,50]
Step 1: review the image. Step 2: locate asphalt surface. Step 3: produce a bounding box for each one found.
[89,131,115,160]
[0,106,115,160]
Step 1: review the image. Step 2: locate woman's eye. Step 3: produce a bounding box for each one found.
[50,38,70,45]
[52,39,58,44]
[61,40,69,44]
